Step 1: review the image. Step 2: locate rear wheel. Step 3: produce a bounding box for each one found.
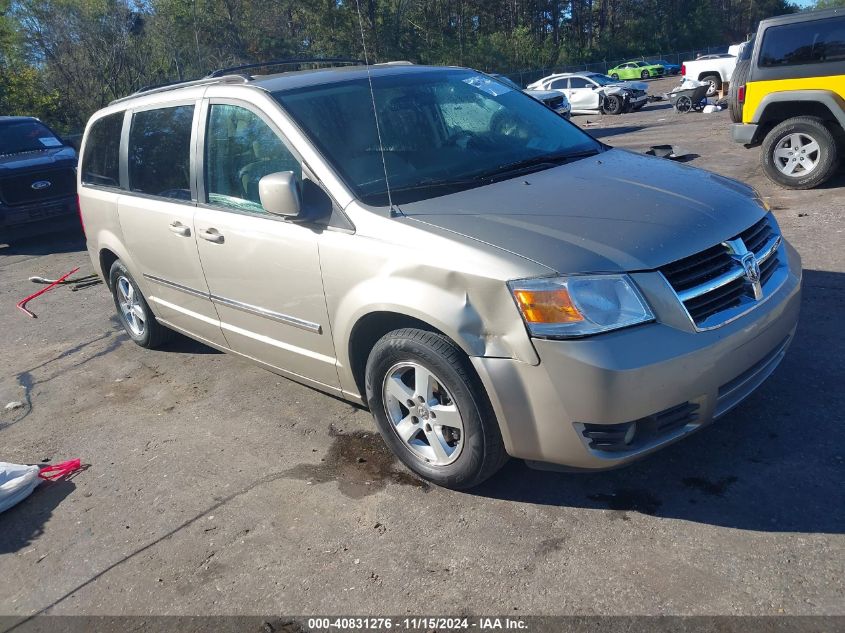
[365,328,507,489]
[641,70,650,79]
[760,116,839,190]
[729,60,750,123]
[109,260,173,348]
[702,74,721,97]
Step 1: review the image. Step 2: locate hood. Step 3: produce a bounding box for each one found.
[0,146,77,172]
[397,149,766,274]
[612,80,648,92]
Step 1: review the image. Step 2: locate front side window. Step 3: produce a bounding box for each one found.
[81,112,123,187]
[274,69,600,206]
[760,16,845,67]
[569,78,590,89]
[204,104,301,214]
[0,119,63,155]
[128,105,194,200]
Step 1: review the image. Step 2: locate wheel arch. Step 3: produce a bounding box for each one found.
[347,311,455,402]
[753,91,845,131]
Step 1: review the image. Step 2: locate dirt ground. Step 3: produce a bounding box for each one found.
[1,75,843,619]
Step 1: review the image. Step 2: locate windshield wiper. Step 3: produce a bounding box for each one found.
[482,149,601,179]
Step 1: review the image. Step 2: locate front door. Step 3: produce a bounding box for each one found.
[567,77,599,110]
[193,101,340,390]
[117,102,227,347]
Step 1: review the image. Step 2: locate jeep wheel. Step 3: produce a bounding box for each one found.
[702,74,721,97]
[365,328,507,489]
[761,117,839,190]
[603,94,625,115]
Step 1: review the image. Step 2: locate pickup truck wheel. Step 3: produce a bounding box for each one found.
[109,260,173,348]
[603,94,625,115]
[365,328,507,489]
[761,117,839,190]
[702,74,721,97]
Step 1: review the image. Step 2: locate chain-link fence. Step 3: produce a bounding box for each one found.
[500,44,731,87]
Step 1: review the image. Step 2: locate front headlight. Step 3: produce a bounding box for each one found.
[508,275,654,338]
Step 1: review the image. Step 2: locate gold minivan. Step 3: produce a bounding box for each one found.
[79,62,801,488]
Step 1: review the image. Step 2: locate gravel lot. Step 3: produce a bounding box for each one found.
[1,76,843,619]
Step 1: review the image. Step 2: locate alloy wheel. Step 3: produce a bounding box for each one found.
[773,133,821,177]
[117,275,146,337]
[382,362,465,466]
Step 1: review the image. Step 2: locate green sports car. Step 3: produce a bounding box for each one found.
[608,60,665,80]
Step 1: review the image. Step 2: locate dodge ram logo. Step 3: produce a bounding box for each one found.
[31,180,52,191]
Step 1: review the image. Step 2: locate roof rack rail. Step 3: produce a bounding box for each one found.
[206,57,365,79]
[109,74,249,106]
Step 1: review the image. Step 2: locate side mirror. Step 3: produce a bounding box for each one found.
[259,171,301,217]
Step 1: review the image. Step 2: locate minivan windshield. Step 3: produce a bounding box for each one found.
[0,120,63,155]
[274,69,601,206]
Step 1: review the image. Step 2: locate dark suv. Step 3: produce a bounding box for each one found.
[0,116,79,242]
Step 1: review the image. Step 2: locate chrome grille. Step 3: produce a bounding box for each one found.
[661,215,786,330]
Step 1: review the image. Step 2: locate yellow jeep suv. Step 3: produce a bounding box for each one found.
[731,8,845,189]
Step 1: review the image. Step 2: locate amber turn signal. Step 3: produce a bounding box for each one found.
[513,288,585,324]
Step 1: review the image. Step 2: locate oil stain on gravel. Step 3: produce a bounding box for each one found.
[284,427,429,499]
[587,488,662,515]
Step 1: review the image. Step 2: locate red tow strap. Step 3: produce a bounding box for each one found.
[38,459,83,481]
[16,267,80,318]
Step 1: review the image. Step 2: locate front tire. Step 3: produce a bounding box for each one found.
[641,70,650,79]
[761,117,839,190]
[365,328,507,489]
[610,73,619,80]
[109,260,173,348]
[603,94,625,115]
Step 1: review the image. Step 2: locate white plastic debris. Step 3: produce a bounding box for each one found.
[703,105,718,113]
[0,462,41,513]
[4,401,24,411]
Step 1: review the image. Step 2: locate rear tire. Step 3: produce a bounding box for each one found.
[641,70,650,79]
[760,116,839,190]
[365,328,507,489]
[729,60,750,123]
[702,74,721,97]
[109,260,173,348]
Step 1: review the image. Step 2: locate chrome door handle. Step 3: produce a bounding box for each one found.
[198,228,224,244]
[168,221,191,237]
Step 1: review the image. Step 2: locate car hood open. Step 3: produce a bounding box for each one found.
[397,149,767,274]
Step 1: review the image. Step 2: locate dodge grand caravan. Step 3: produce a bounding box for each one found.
[78,63,802,489]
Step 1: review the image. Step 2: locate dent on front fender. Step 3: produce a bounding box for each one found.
[316,220,545,396]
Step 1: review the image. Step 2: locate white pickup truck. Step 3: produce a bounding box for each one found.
[681,43,747,97]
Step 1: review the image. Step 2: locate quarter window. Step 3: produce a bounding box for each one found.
[204,104,301,213]
[128,105,194,200]
[81,113,123,188]
[760,16,845,67]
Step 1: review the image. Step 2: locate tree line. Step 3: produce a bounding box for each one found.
[0,0,838,133]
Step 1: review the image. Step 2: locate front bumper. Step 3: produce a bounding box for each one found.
[0,196,79,241]
[473,241,802,470]
[731,122,760,145]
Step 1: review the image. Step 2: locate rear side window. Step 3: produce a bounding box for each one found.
[760,16,845,67]
[128,105,194,200]
[81,113,123,188]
